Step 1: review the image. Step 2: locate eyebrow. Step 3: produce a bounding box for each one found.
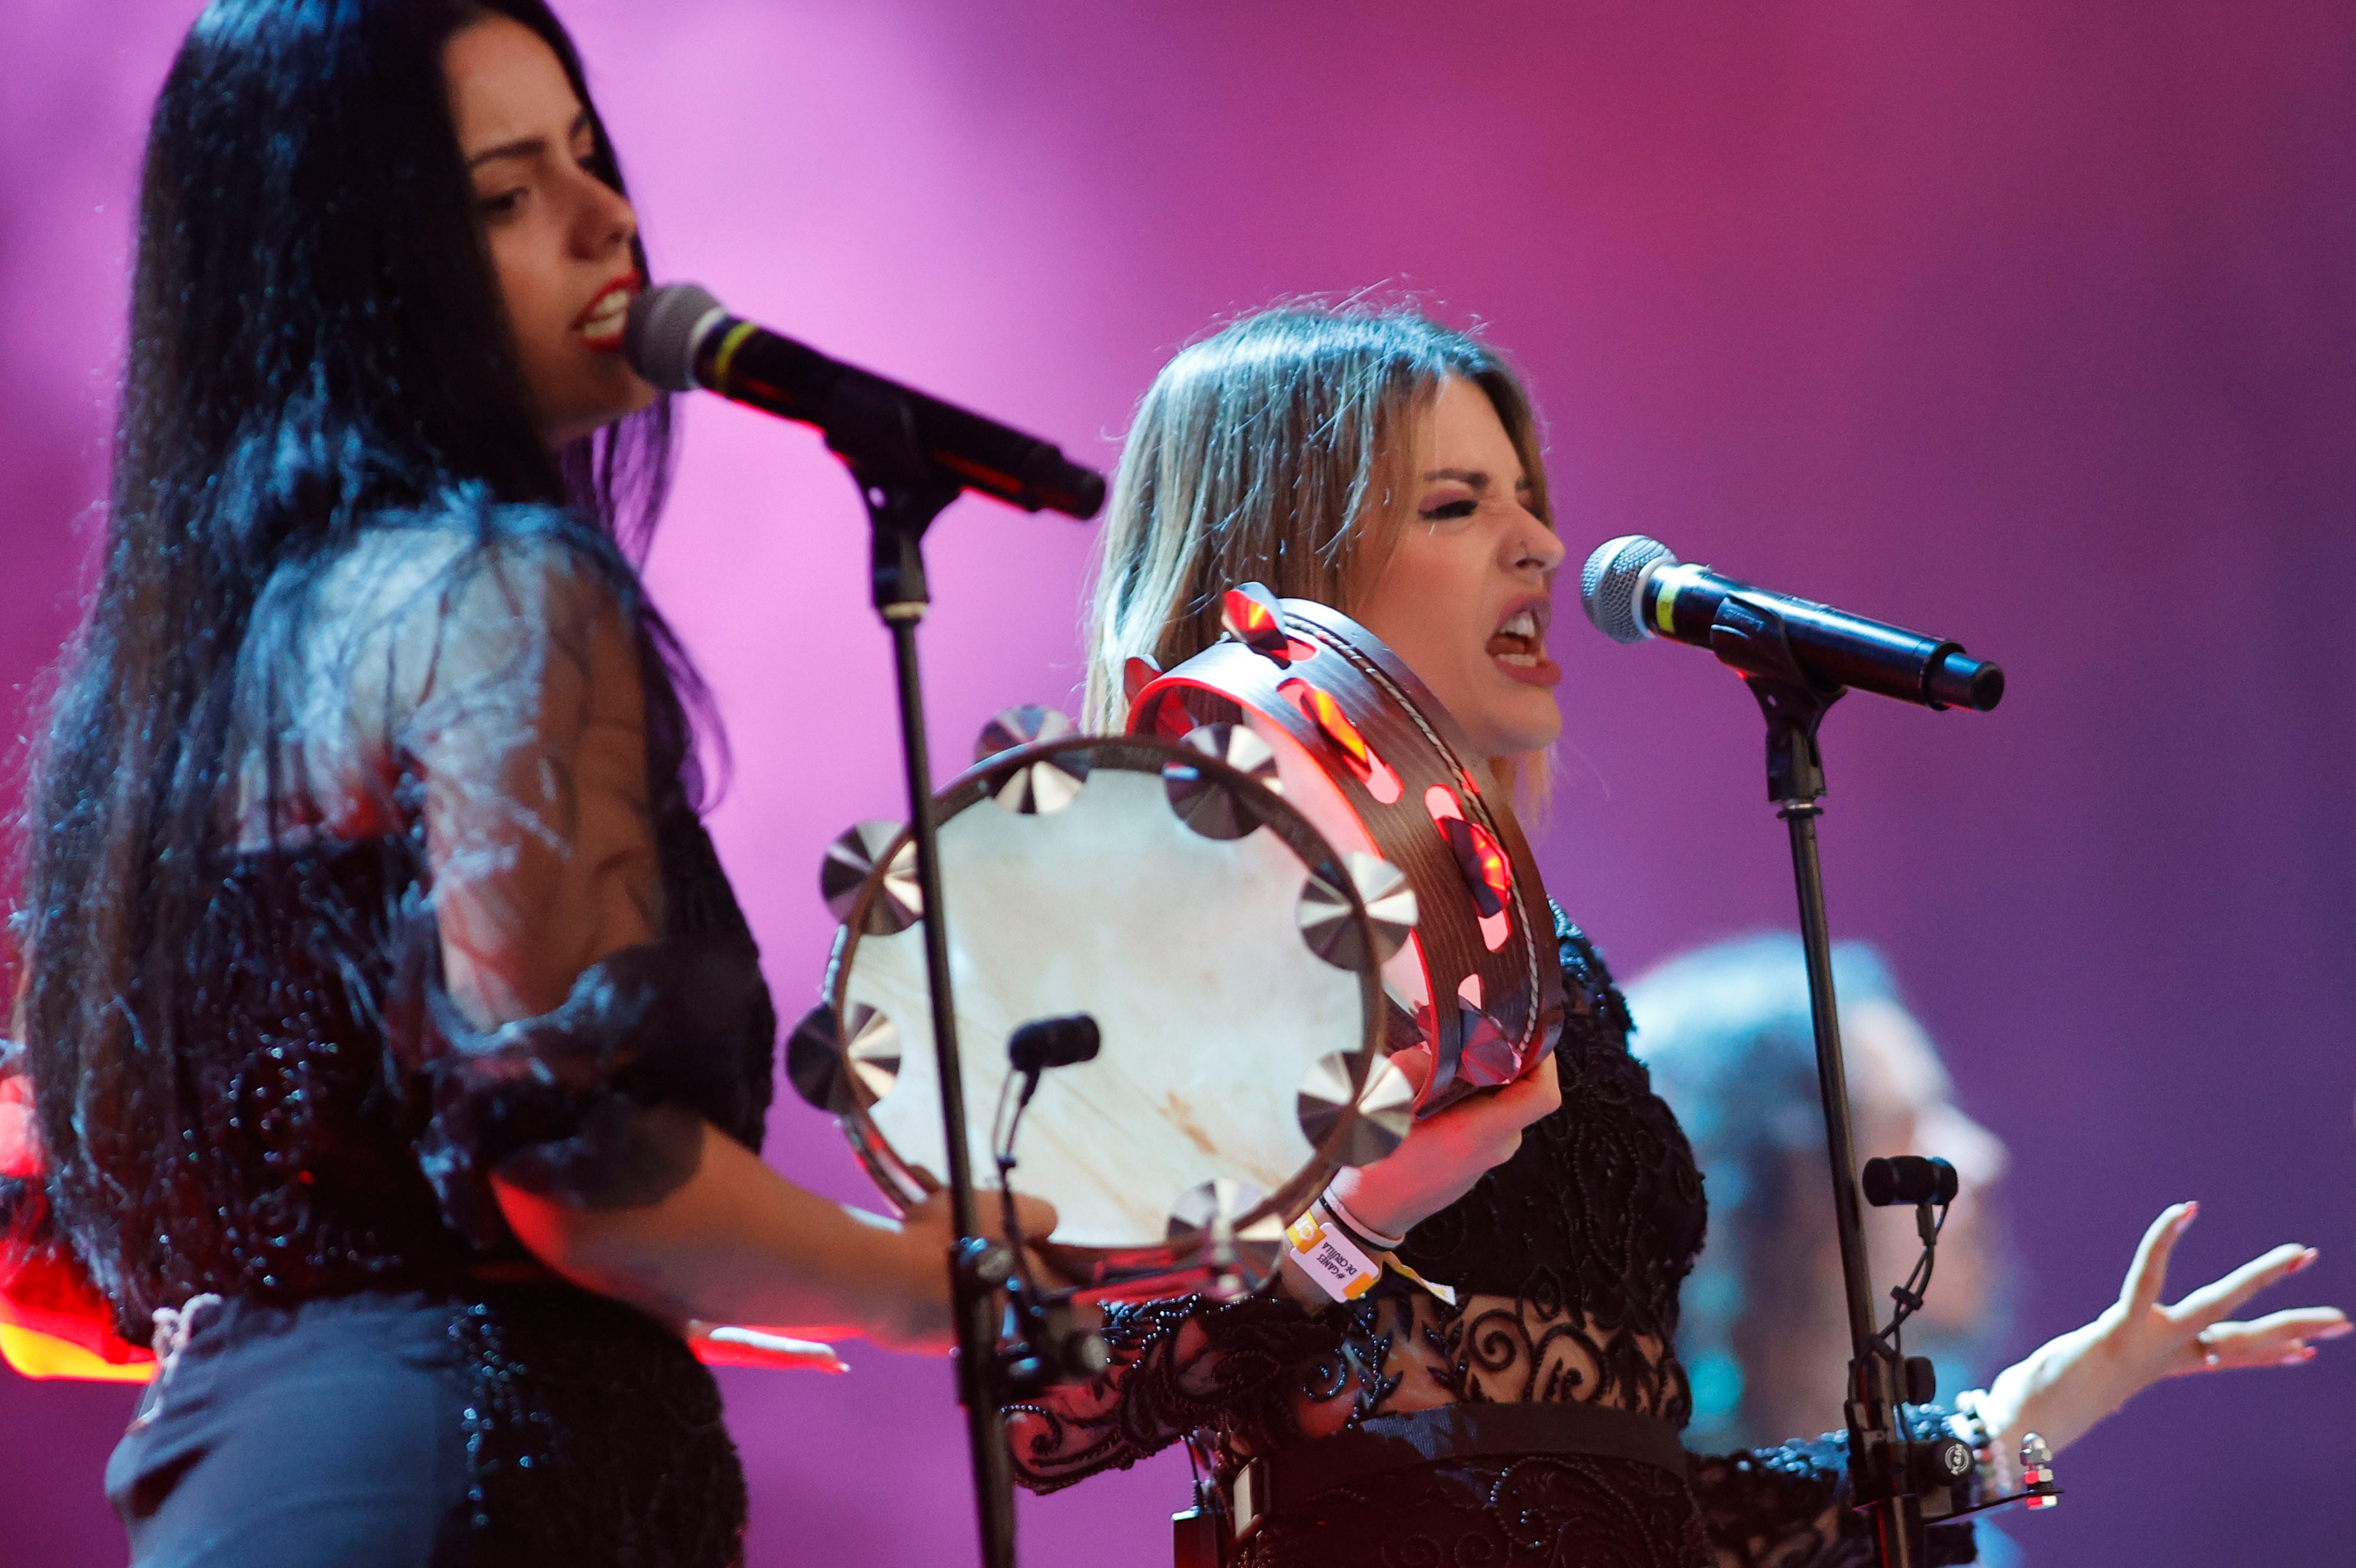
[466,109,592,169]
[1419,467,1535,491]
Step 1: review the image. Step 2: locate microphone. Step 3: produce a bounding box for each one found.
[1008,1013,1101,1076]
[1862,1154,1960,1208]
[1579,535,2004,711]
[625,283,1106,520]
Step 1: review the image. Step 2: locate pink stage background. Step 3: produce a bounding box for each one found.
[4,2,2352,1563]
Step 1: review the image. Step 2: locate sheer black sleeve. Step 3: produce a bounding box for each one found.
[416,933,771,1251]
[334,523,773,1249]
[1004,1292,1359,1493]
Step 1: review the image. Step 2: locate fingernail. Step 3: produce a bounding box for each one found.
[2294,1248,2319,1272]
[2317,1321,2353,1340]
[2178,1202,2200,1221]
[2288,1346,2319,1364]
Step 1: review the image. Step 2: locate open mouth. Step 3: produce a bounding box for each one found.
[573,275,638,350]
[1486,599,1561,685]
[1488,606,1544,666]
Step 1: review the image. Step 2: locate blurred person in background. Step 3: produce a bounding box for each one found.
[1628,936,2012,1454]
[1629,936,2025,1562]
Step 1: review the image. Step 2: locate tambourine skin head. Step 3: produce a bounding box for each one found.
[819,732,1390,1297]
[1132,588,1564,1117]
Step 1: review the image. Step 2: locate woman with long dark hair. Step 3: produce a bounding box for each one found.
[0,3,1037,1562]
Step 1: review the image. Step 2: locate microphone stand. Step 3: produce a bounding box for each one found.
[821,374,1023,1568]
[1705,592,1927,1568]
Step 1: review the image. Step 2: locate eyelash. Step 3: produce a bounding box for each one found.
[1416,494,1551,530]
[475,154,603,221]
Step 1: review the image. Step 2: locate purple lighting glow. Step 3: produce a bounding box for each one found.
[2,2,2351,1563]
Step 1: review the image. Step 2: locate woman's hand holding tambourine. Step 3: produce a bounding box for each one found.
[1322,1048,1562,1241]
[875,1169,1058,1355]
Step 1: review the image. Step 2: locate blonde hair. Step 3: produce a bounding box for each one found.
[1082,303,1554,804]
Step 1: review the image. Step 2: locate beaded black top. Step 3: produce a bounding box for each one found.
[1005,909,1980,1568]
[2,526,776,1566]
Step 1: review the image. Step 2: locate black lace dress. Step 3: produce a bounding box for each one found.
[1005,910,1979,1568]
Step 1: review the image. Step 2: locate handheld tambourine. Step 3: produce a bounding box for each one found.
[788,585,1558,1297]
[788,721,1406,1298]
[1128,585,1563,1115]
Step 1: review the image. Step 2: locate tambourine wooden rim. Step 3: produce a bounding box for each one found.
[795,729,1398,1296]
[1130,589,1564,1113]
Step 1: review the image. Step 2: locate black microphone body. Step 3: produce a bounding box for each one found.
[1580,536,2004,711]
[626,284,1105,520]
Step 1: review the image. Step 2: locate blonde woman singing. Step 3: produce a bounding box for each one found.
[1002,304,2344,1567]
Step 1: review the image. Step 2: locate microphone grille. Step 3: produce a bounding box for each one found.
[1579,535,1677,644]
[625,282,726,393]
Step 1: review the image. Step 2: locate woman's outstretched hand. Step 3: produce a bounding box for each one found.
[1983,1202,2350,1458]
[1323,1048,1563,1241]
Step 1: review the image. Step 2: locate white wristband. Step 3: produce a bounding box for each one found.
[1285,1208,1382,1303]
[1318,1189,1405,1251]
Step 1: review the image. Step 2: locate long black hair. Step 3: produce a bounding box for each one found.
[8,0,698,1314]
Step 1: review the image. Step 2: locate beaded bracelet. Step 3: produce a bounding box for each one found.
[1948,1389,2018,1498]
